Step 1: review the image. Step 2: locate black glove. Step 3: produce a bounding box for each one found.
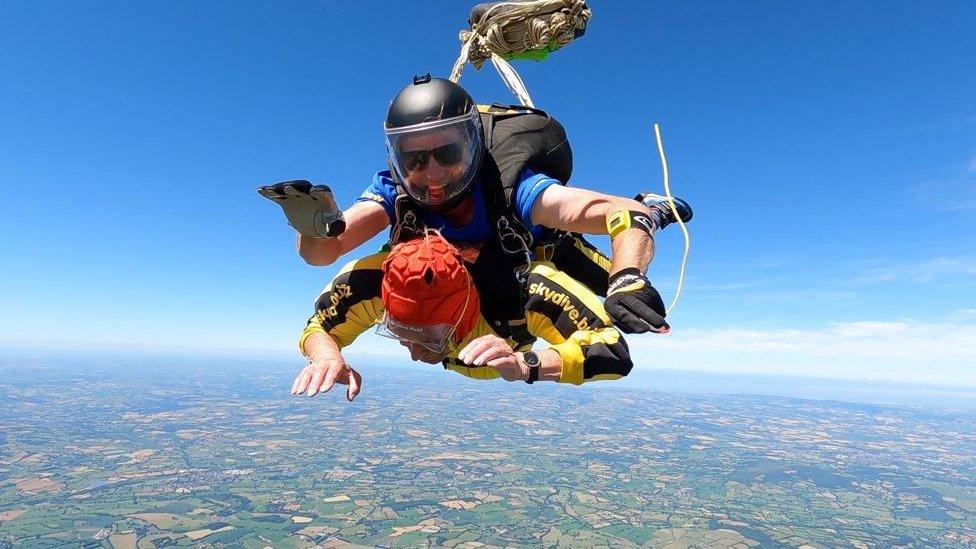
[604,268,670,334]
[257,180,345,238]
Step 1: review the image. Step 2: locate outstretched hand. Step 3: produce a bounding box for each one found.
[291,358,362,402]
[458,334,527,382]
[258,180,346,238]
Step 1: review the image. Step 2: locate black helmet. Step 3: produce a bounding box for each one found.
[384,75,484,209]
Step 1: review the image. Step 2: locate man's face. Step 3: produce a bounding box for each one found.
[400,340,447,364]
[398,126,468,199]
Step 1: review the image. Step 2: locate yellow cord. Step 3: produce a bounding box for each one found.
[653,124,691,314]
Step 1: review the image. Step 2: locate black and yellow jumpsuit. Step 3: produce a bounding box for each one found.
[300,252,632,385]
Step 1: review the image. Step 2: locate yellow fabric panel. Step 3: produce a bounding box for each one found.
[566,325,623,384]
[549,339,585,385]
[524,304,587,385]
[589,325,622,346]
[298,323,324,354]
[316,252,387,296]
[587,373,624,382]
[476,104,521,115]
[298,296,385,352]
[445,363,502,380]
[572,236,612,272]
[526,305,623,385]
[330,297,385,348]
[454,315,496,348]
[525,310,565,344]
[566,324,622,351]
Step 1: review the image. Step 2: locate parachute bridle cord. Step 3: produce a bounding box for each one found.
[653,124,691,315]
[450,0,591,107]
[489,54,535,108]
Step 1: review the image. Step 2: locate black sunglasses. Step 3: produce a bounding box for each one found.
[399,143,464,171]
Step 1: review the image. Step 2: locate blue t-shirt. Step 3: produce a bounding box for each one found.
[356,168,559,244]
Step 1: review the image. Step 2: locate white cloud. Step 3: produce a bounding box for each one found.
[682,281,760,293]
[855,256,976,284]
[629,320,976,386]
[948,308,976,322]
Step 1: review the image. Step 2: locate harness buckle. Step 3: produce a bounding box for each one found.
[496,217,532,279]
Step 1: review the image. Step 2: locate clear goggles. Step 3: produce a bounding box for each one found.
[384,110,483,208]
[375,279,473,354]
[375,314,458,355]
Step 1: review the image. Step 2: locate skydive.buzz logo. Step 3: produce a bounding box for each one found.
[528,282,591,331]
[320,283,353,319]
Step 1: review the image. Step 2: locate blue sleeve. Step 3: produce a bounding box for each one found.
[355,170,398,223]
[512,167,560,233]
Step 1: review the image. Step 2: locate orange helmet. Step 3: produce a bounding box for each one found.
[380,232,480,351]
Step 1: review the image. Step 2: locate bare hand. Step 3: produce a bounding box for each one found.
[291,358,362,401]
[457,335,526,382]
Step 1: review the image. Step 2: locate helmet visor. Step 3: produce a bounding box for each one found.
[385,110,483,208]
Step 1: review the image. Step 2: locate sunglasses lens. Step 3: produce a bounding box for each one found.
[401,150,428,171]
[400,144,462,171]
[432,143,463,165]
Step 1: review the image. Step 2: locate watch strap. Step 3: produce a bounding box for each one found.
[523,351,540,384]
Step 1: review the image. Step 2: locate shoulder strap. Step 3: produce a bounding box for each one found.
[477,102,576,273]
[478,155,534,278]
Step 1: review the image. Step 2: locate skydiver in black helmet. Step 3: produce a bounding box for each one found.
[260,75,693,335]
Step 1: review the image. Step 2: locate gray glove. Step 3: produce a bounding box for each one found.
[258,180,345,238]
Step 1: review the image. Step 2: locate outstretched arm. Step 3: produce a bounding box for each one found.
[530,184,670,334]
[529,184,653,275]
[292,252,388,400]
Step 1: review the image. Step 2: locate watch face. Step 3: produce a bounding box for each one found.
[523,351,540,367]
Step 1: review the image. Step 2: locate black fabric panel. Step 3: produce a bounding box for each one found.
[314,269,384,331]
[581,337,633,380]
[468,238,527,337]
[550,234,611,297]
[488,108,573,191]
[524,274,606,338]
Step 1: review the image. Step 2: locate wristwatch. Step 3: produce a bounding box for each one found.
[522,351,540,384]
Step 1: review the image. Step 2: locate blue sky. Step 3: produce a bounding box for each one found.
[1,1,974,385]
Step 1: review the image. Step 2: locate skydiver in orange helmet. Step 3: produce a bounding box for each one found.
[292,231,633,401]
